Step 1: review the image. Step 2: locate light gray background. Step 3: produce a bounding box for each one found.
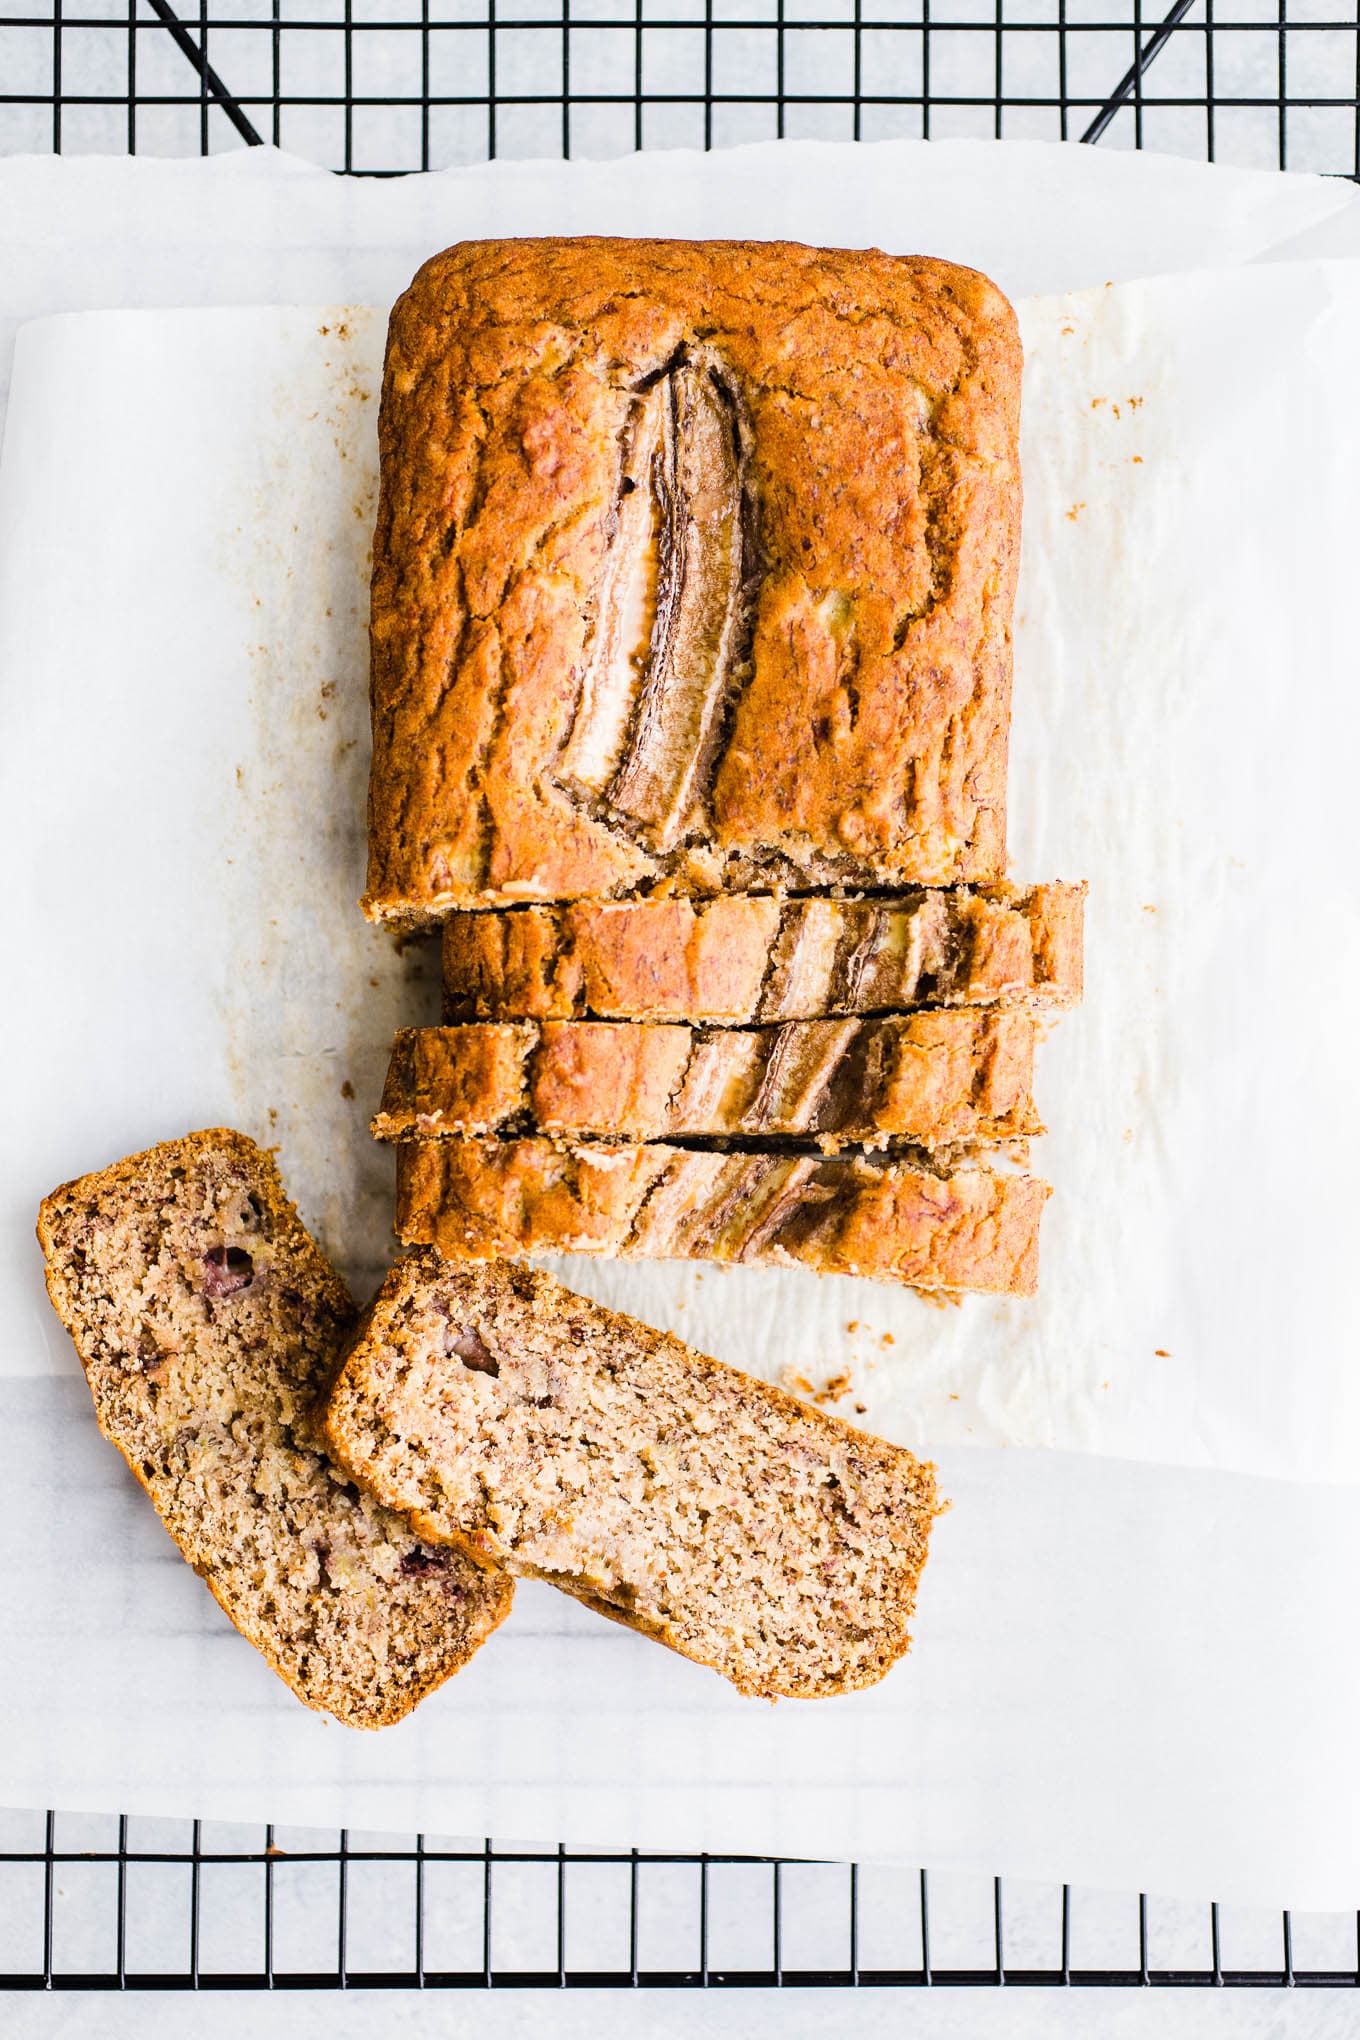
[7,1985,1360,2039]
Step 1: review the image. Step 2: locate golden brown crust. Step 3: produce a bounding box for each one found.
[366,237,1023,921]
[394,1137,1048,1295]
[38,1129,513,1728]
[442,884,1084,1023]
[373,1011,1041,1153]
[324,1252,942,1699]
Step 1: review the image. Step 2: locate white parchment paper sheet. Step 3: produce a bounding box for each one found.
[3,143,1360,1906]
[4,137,1360,417]
[5,273,1360,1483]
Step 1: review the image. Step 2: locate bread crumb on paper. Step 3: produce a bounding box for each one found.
[782,1366,857,1411]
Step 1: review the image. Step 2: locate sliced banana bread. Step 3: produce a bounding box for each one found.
[442,884,1085,1024]
[394,1137,1049,1295]
[324,1253,941,1699]
[372,1011,1041,1153]
[37,1130,513,1728]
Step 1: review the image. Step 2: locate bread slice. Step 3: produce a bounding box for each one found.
[442,884,1085,1024]
[324,1253,941,1699]
[394,1137,1048,1295]
[36,1130,513,1727]
[373,1011,1041,1154]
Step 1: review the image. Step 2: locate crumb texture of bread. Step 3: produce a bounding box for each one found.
[373,1010,1041,1153]
[394,1137,1048,1295]
[324,1254,940,1698]
[36,1130,513,1728]
[365,237,1023,922]
[441,885,1084,1024]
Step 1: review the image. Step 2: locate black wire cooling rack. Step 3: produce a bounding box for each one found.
[1,0,1358,174]
[3,0,1360,1998]
[6,1814,1360,1990]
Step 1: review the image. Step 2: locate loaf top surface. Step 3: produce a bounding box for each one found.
[37,1129,513,1727]
[324,1252,941,1699]
[365,237,1023,921]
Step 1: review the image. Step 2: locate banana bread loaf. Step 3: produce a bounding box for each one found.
[365,237,1022,922]
[324,1253,941,1699]
[373,1010,1040,1154]
[394,1137,1048,1295]
[36,1130,513,1727]
[442,885,1084,1024]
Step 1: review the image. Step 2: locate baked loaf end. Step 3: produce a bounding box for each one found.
[365,237,1022,922]
[37,1130,513,1727]
[325,1253,941,1699]
[441,885,1085,1025]
[394,1138,1049,1296]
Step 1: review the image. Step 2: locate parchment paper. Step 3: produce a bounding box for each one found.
[4,142,1360,1908]
[6,269,1360,1482]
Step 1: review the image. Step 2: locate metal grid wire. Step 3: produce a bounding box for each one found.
[4,1812,1360,1990]
[2,0,1360,2000]
[0,0,1357,176]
